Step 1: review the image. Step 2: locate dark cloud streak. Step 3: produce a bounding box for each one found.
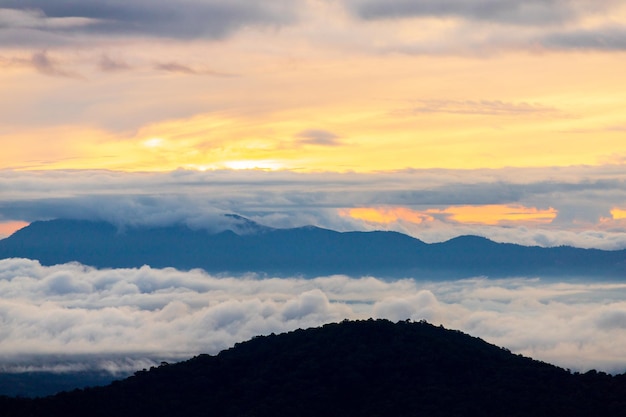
[0,0,298,41]
[295,129,342,146]
[349,0,598,26]
[29,50,81,78]
[540,26,626,51]
[154,61,234,77]
[98,54,130,72]
[345,0,626,53]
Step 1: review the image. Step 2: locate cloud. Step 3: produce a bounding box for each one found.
[342,205,558,227]
[0,7,95,30]
[1,0,624,57]
[372,290,440,322]
[339,1,626,54]
[0,1,298,43]
[405,99,559,116]
[0,258,625,374]
[0,7,96,46]
[295,129,342,146]
[539,26,626,51]
[28,50,81,78]
[1,167,626,249]
[98,54,130,72]
[155,62,197,74]
[154,61,233,77]
[346,0,612,26]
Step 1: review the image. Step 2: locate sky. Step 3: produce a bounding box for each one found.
[1,0,626,375]
[0,0,625,247]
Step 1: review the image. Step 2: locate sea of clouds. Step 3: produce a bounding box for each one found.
[1,258,625,374]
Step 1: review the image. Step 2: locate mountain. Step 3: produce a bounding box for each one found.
[1,320,625,416]
[0,218,624,279]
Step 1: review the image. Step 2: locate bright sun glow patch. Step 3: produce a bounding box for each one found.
[611,208,626,220]
[222,160,283,171]
[341,205,558,226]
[143,138,165,148]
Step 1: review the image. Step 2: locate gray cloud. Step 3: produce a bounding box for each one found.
[540,26,626,51]
[0,1,298,43]
[347,0,609,26]
[155,62,198,74]
[1,167,625,248]
[98,54,130,72]
[28,50,80,78]
[2,1,624,55]
[0,50,81,77]
[341,1,626,54]
[295,129,342,146]
[0,259,625,373]
[154,61,234,77]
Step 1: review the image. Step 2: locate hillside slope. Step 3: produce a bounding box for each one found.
[2,320,625,416]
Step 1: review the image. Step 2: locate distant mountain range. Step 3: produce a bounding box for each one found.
[2,320,625,416]
[0,217,624,279]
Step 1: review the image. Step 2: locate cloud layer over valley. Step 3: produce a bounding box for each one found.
[1,258,625,374]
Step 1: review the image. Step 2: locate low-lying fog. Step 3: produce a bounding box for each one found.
[1,258,625,374]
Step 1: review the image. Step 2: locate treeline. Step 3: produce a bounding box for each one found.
[2,319,625,416]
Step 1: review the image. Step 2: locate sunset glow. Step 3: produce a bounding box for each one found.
[2,0,626,387]
[0,221,29,238]
[1,0,624,245]
[436,205,558,226]
[340,207,434,225]
[612,208,626,220]
[341,205,558,226]
[0,2,624,173]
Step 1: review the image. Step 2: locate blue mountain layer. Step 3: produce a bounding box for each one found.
[0,218,624,279]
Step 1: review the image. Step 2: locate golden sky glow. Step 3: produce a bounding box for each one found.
[612,208,626,220]
[0,221,29,238]
[342,205,558,226]
[434,205,558,225]
[340,208,434,225]
[1,1,626,249]
[1,2,626,172]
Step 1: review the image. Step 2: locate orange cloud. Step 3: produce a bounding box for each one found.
[340,207,434,224]
[0,221,29,238]
[436,205,558,225]
[341,205,557,226]
[611,208,626,220]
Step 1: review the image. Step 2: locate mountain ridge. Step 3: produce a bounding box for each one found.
[0,218,624,279]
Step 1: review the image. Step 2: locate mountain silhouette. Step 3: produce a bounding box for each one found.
[2,320,625,416]
[0,218,624,279]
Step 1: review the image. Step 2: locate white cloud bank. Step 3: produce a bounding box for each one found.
[1,258,625,374]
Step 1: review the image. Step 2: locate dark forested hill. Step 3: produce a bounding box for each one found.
[1,320,625,417]
[0,218,624,278]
